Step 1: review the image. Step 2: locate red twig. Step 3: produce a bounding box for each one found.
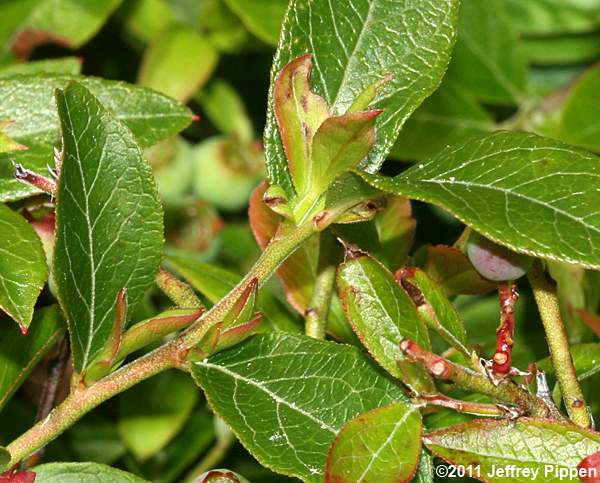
[491,282,519,377]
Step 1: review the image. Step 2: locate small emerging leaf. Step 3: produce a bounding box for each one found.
[138,26,218,102]
[311,110,382,196]
[325,402,422,483]
[273,54,330,196]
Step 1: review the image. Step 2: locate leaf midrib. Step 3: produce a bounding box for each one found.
[197,360,338,434]
[422,177,600,237]
[358,406,417,480]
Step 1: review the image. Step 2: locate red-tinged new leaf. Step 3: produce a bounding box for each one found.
[273,54,330,195]
[273,54,330,193]
[311,110,382,195]
[222,278,258,328]
[216,314,264,352]
[325,402,422,483]
[248,182,318,313]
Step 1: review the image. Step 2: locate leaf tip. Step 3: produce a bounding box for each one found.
[337,238,367,261]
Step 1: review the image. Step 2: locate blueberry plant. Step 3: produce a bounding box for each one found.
[1,0,600,482]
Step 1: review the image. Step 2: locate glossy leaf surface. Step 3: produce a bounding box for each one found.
[192,333,407,482]
[264,0,459,196]
[33,462,147,483]
[54,82,163,372]
[325,402,422,483]
[363,131,600,270]
[425,418,600,483]
[0,203,47,329]
[337,251,432,390]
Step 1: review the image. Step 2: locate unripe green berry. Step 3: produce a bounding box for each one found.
[467,232,531,282]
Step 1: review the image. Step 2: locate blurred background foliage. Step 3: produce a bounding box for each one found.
[2,0,600,481]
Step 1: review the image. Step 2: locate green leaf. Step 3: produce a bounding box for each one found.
[117,0,174,44]
[33,462,147,483]
[138,26,218,102]
[523,32,600,65]
[54,82,163,372]
[265,0,459,196]
[391,79,494,161]
[556,67,600,152]
[142,408,215,483]
[0,0,37,48]
[336,250,433,391]
[447,0,527,105]
[424,418,600,483]
[273,54,331,197]
[196,79,254,143]
[311,110,382,196]
[504,0,600,35]
[362,131,600,270]
[196,0,250,53]
[66,415,126,465]
[0,75,192,146]
[374,196,416,271]
[0,141,54,202]
[0,445,9,472]
[0,57,81,78]
[325,402,422,483]
[118,370,198,461]
[412,450,435,483]
[224,0,287,46]
[167,257,238,303]
[8,0,122,55]
[192,333,408,483]
[0,203,48,329]
[400,268,468,354]
[0,75,192,202]
[538,343,600,381]
[0,305,64,412]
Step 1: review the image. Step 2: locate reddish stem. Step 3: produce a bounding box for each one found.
[417,393,521,418]
[399,339,553,417]
[13,164,56,195]
[491,282,519,376]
